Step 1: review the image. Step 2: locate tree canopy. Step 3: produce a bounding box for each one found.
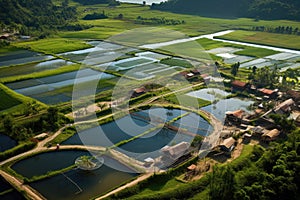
[151,0,300,21]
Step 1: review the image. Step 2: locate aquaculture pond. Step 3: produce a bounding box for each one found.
[11,150,91,179]
[0,134,17,152]
[0,50,53,67]
[0,59,74,78]
[0,175,25,200]
[60,41,135,65]
[6,69,115,104]
[64,107,211,161]
[186,88,254,121]
[28,155,137,200]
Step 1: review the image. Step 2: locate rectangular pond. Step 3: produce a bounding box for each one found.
[0,50,53,67]
[0,59,74,78]
[6,69,115,104]
[29,155,137,200]
[11,150,91,179]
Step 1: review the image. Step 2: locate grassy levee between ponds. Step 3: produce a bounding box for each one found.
[45,126,77,146]
[0,141,36,162]
[0,189,14,196]
[13,38,92,54]
[196,38,279,58]
[0,64,81,83]
[216,30,300,51]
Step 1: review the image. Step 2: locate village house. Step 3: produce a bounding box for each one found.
[219,137,236,152]
[258,88,278,99]
[262,129,280,142]
[231,80,250,92]
[274,98,295,115]
[160,141,190,161]
[249,126,268,137]
[286,90,300,106]
[225,110,247,125]
[131,87,147,98]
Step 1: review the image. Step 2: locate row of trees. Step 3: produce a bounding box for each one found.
[135,16,185,25]
[247,66,299,89]
[253,26,300,35]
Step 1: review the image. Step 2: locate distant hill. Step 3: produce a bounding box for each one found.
[151,0,300,21]
[0,0,77,34]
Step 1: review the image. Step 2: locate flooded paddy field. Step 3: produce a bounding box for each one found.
[5,68,115,104]
[0,49,53,67]
[0,59,74,78]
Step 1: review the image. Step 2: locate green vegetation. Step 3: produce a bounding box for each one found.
[14,38,92,54]
[151,0,300,21]
[165,94,211,108]
[197,38,278,58]
[0,141,36,162]
[46,126,76,145]
[0,64,80,83]
[160,58,193,68]
[217,30,300,51]
[0,0,77,36]
[0,89,21,111]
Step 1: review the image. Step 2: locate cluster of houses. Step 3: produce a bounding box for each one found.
[218,84,300,154]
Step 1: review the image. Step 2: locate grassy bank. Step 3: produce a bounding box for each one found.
[217,30,300,51]
[0,64,81,83]
[13,38,92,54]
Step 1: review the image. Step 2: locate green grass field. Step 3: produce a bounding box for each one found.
[0,64,81,83]
[0,89,21,111]
[14,38,92,54]
[165,94,211,108]
[196,38,278,58]
[160,58,193,68]
[217,30,300,50]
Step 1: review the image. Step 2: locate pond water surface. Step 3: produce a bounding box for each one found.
[65,107,211,161]
[29,155,137,200]
[0,134,17,152]
[11,150,91,179]
[0,50,53,67]
[6,69,115,104]
[187,88,254,121]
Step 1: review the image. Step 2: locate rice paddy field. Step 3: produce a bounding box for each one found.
[217,30,300,51]
[5,69,116,104]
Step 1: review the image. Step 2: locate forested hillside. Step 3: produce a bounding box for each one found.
[151,0,300,20]
[0,0,77,34]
